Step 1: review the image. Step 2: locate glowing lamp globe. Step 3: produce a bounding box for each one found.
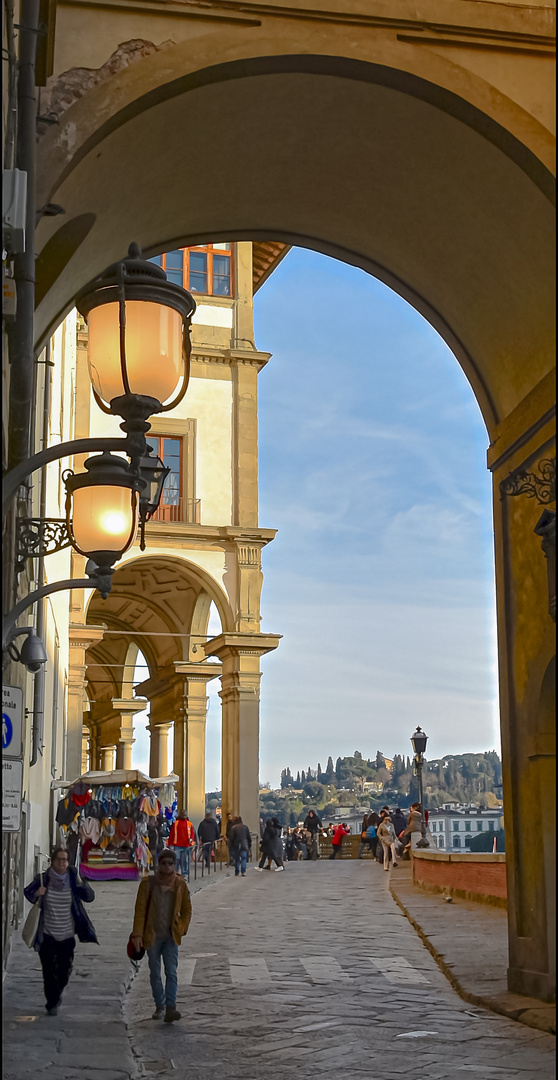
[64,452,143,569]
[75,242,196,418]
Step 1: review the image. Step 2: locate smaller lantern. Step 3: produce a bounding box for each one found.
[75,242,196,421]
[64,452,143,569]
[137,448,171,550]
[411,726,428,758]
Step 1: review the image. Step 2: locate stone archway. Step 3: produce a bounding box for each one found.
[83,554,232,822]
[35,13,555,1000]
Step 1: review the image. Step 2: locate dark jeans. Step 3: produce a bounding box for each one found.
[234,850,248,875]
[329,844,343,859]
[201,842,213,869]
[306,834,319,860]
[39,933,75,1009]
[358,838,378,858]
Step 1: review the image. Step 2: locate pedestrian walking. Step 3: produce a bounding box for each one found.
[147,814,165,872]
[329,822,350,859]
[167,810,196,877]
[131,848,192,1023]
[229,816,252,876]
[358,819,378,859]
[197,809,220,869]
[303,810,322,860]
[225,812,235,865]
[23,847,98,1016]
[255,818,284,871]
[391,808,407,841]
[378,812,399,871]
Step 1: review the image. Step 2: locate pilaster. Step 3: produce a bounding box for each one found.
[67,622,105,780]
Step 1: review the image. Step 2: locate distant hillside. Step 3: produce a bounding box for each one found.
[254,749,504,827]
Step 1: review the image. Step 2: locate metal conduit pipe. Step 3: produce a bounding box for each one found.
[6,0,40,472]
[30,342,53,768]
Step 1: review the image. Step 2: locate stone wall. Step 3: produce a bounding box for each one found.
[412,850,507,908]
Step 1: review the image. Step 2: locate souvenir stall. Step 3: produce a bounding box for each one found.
[54,769,178,880]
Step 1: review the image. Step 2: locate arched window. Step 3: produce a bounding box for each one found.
[453,835,461,849]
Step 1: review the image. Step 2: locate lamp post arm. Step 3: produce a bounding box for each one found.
[2,576,105,650]
[2,437,127,510]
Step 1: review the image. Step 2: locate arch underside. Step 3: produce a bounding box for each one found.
[35,51,555,434]
[84,555,229,715]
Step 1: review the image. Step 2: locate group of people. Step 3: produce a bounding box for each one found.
[358,804,426,867]
[23,801,427,1024]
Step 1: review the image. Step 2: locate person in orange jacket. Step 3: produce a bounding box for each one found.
[328,822,350,859]
[167,810,196,878]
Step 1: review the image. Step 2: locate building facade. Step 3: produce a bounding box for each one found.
[428,806,503,851]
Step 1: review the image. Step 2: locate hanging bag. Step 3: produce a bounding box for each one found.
[127,878,154,962]
[22,872,44,949]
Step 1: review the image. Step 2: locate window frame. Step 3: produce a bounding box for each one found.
[154,243,234,298]
[146,434,183,519]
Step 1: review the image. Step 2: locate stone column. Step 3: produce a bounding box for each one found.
[67,623,105,780]
[173,663,222,825]
[148,721,172,779]
[203,634,280,838]
[111,697,147,771]
[99,745,116,771]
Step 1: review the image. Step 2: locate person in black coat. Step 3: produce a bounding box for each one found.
[255,819,284,871]
[24,847,97,1015]
[229,816,252,876]
[197,810,221,868]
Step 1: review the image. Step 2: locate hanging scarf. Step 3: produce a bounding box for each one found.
[48,866,71,891]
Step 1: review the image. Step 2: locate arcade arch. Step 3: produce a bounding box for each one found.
[37,9,555,1002]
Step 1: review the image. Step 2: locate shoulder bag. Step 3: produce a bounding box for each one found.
[22,872,44,949]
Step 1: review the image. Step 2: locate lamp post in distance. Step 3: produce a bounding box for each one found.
[410,726,430,848]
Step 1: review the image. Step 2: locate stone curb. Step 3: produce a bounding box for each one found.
[389,880,556,1037]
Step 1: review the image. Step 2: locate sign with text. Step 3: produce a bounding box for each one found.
[2,759,23,832]
[2,685,23,759]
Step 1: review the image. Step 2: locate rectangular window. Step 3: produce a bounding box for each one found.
[452,821,459,831]
[465,822,471,832]
[477,822,483,831]
[149,244,233,297]
[146,430,200,524]
[146,435,182,521]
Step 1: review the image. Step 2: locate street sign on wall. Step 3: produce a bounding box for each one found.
[2,685,23,759]
[2,759,23,832]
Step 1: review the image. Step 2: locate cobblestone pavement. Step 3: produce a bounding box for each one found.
[2,860,555,1080]
[389,866,556,1035]
[2,867,226,1080]
[126,861,555,1080]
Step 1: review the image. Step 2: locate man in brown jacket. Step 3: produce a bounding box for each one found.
[131,849,192,1022]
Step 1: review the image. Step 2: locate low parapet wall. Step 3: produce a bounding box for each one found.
[412,850,507,907]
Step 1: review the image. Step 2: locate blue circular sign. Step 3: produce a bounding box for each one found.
[2,713,13,750]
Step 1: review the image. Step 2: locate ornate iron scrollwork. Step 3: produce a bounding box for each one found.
[16,517,72,568]
[499,457,556,504]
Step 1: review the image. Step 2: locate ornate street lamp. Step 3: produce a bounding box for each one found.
[64,452,144,578]
[75,242,196,430]
[410,726,430,848]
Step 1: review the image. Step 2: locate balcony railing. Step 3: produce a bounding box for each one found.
[150,498,201,524]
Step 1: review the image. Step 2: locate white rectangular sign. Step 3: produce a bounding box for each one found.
[2,685,23,759]
[2,759,23,832]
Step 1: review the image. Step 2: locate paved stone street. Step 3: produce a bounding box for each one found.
[3,860,556,1080]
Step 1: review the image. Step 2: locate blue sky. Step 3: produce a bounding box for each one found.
[133,246,500,790]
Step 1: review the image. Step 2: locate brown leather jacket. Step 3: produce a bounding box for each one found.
[132,875,192,948]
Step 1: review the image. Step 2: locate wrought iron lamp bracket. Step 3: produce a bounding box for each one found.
[16,517,72,568]
[499,457,555,504]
